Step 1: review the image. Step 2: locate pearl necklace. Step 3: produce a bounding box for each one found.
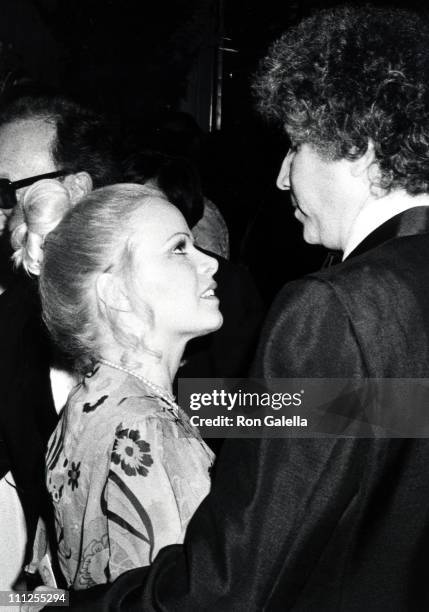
[99,358,179,415]
[98,359,214,463]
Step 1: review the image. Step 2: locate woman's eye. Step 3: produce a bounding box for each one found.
[172,240,187,254]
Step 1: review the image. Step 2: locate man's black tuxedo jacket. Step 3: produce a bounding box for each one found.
[0,277,57,564]
[70,206,429,611]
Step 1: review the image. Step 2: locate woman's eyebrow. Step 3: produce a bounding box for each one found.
[163,231,191,244]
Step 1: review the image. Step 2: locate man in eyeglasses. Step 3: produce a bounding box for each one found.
[0,95,121,240]
[0,94,122,590]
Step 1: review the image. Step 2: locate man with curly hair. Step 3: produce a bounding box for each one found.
[54,6,429,611]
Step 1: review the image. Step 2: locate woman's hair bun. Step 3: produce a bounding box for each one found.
[10,178,72,275]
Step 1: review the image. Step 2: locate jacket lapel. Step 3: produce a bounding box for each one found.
[346,206,429,260]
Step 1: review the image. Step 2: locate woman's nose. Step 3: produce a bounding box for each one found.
[276,149,294,190]
[199,249,219,276]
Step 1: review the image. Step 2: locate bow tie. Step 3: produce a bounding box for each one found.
[322,250,343,268]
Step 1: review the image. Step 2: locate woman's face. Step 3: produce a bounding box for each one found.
[125,197,223,346]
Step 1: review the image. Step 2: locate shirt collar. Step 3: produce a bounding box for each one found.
[342,191,429,260]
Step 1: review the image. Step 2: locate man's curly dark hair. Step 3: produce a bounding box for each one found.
[254,5,429,195]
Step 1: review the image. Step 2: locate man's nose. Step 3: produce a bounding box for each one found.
[276,149,294,190]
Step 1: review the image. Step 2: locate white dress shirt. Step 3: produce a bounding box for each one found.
[343,191,429,260]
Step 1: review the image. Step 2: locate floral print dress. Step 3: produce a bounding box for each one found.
[46,363,214,589]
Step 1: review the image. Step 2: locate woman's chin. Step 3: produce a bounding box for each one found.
[192,312,224,338]
[206,311,224,333]
[212,312,224,332]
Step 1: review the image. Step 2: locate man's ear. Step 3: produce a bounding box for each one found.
[350,140,377,178]
[63,172,93,204]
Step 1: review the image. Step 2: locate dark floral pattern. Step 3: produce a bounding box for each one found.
[111,426,153,477]
[78,534,110,588]
[47,472,64,503]
[46,363,214,588]
[83,394,108,413]
[85,365,100,379]
[68,461,81,490]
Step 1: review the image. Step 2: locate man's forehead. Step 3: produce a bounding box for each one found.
[0,118,57,180]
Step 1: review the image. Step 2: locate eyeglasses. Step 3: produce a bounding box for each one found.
[0,170,66,210]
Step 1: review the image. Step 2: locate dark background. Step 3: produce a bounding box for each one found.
[0,0,425,303]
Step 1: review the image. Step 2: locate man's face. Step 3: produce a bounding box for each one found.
[276,143,366,251]
[0,118,58,238]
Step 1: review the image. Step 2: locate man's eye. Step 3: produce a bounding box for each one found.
[172,240,187,254]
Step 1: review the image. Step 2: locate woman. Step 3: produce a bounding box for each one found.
[14,180,222,589]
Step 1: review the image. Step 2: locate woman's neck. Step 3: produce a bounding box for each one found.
[101,339,186,394]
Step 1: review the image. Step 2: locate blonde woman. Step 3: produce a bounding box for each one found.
[14,182,222,589]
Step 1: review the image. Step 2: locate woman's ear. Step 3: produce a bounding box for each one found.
[63,172,93,204]
[96,272,130,314]
[96,272,145,355]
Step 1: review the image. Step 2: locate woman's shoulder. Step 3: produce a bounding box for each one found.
[74,373,167,419]
[64,368,175,438]
[47,383,171,479]
[59,365,213,463]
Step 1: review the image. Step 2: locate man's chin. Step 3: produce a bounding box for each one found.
[302,224,321,246]
[303,228,338,250]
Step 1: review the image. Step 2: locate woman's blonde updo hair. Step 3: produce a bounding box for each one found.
[39,183,164,372]
[10,179,72,275]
